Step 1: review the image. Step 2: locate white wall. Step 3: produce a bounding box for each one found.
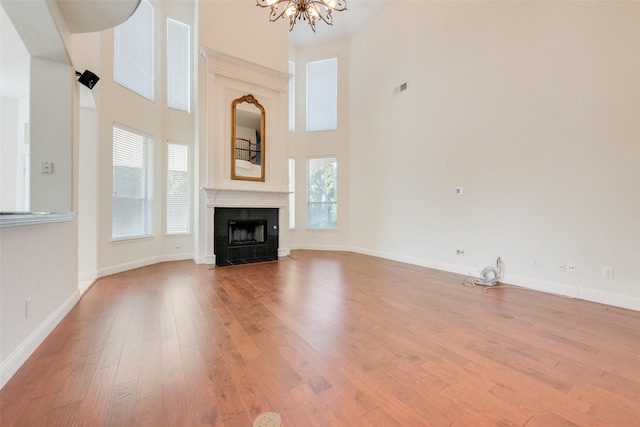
[348,1,640,310]
[29,57,73,212]
[0,0,81,387]
[96,0,195,276]
[288,40,351,250]
[0,219,79,387]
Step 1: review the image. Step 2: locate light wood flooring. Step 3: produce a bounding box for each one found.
[1,250,639,426]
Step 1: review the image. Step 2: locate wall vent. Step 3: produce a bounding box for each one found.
[393,82,408,95]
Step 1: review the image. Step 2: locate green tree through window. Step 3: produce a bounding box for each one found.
[308,158,337,229]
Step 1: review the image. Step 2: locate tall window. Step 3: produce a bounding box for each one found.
[112,125,153,239]
[289,158,295,229]
[288,60,295,132]
[307,157,337,229]
[306,58,337,132]
[167,142,190,234]
[167,18,190,112]
[113,0,154,101]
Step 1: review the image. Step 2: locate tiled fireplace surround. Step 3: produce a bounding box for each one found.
[198,49,291,266]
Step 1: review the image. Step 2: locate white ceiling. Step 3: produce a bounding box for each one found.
[288,0,389,48]
[1,0,387,99]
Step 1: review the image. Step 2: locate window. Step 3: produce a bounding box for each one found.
[113,0,154,101]
[289,158,295,229]
[167,142,190,234]
[307,157,337,229]
[167,18,190,112]
[306,58,337,132]
[112,125,153,239]
[288,60,295,132]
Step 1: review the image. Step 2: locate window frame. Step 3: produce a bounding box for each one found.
[166,17,190,113]
[306,57,338,133]
[112,123,154,241]
[288,60,295,132]
[289,158,295,229]
[306,156,338,230]
[166,140,191,235]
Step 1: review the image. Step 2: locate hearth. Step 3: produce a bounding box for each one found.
[214,207,278,266]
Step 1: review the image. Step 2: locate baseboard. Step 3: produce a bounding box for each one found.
[0,289,80,389]
[504,273,640,312]
[98,253,194,277]
[290,243,350,251]
[348,246,640,312]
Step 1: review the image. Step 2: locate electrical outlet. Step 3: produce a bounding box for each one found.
[456,249,464,256]
[567,264,576,274]
[602,267,614,280]
[455,187,464,196]
[558,262,566,272]
[40,161,53,174]
[25,297,32,318]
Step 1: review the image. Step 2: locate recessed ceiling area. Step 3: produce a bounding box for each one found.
[288,0,388,48]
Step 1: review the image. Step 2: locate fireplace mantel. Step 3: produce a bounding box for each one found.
[196,47,290,266]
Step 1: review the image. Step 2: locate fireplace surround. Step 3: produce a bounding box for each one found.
[214,207,278,266]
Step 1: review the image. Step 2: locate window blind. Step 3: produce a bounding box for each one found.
[167,142,190,234]
[306,58,337,132]
[288,60,295,132]
[288,158,295,229]
[114,0,154,101]
[112,125,153,239]
[167,18,190,112]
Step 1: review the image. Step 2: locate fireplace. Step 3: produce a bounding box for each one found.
[214,207,278,266]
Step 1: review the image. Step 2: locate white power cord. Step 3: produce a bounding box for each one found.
[464,256,503,287]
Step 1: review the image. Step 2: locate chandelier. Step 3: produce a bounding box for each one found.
[256,0,347,32]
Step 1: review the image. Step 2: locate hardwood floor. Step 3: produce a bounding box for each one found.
[2,250,639,426]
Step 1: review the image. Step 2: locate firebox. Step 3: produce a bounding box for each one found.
[214,207,278,266]
[229,220,266,246]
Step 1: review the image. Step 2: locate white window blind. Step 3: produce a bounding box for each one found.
[167,142,190,234]
[112,125,153,239]
[114,0,154,101]
[306,58,337,132]
[167,18,190,112]
[288,158,295,229]
[288,60,295,132]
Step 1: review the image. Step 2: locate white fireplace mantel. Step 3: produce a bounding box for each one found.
[200,188,290,266]
[197,47,290,266]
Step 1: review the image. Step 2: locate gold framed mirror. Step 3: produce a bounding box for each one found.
[231,94,265,182]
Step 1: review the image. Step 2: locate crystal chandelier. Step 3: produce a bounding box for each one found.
[256,0,347,32]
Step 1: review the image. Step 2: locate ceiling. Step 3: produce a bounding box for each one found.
[1,0,387,99]
[288,0,389,48]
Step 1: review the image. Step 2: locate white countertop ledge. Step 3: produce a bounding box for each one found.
[0,212,76,228]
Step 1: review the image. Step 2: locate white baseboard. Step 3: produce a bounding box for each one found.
[0,289,80,388]
[347,246,640,312]
[504,273,640,312]
[290,243,350,251]
[98,254,194,277]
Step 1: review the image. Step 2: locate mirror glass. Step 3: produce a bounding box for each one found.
[232,94,265,182]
